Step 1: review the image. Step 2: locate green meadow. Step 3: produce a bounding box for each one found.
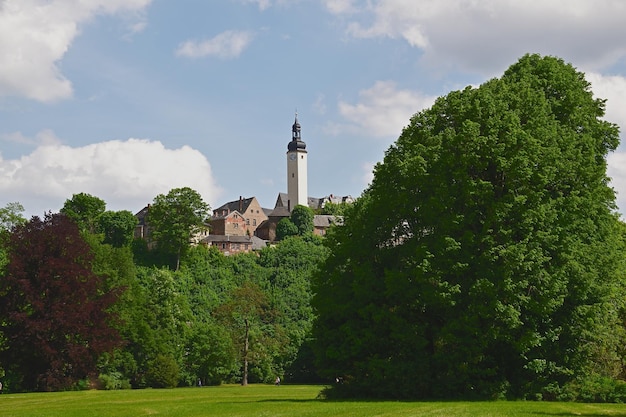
[1,384,625,417]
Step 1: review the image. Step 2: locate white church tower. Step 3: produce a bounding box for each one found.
[287,113,308,211]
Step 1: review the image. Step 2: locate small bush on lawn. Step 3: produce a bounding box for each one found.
[99,372,131,390]
[145,354,180,388]
[557,376,626,403]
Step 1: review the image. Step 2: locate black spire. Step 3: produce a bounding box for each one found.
[288,112,306,151]
[292,113,301,140]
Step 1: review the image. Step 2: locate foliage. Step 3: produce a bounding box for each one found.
[290,205,314,235]
[145,354,180,388]
[214,281,285,385]
[98,371,131,390]
[257,236,329,378]
[276,217,298,240]
[60,192,106,233]
[276,205,315,240]
[312,54,624,400]
[0,201,26,232]
[184,320,238,386]
[148,187,210,270]
[0,202,27,273]
[98,210,137,247]
[0,213,122,391]
[319,201,351,216]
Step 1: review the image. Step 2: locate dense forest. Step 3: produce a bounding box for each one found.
[2,54,626,402]
[0,192,330,392]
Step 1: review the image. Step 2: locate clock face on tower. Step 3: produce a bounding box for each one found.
[289,153,297,161]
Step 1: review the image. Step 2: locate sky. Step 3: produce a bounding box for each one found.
[1,0,626,219]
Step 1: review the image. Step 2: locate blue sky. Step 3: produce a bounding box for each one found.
[1,0,626,218]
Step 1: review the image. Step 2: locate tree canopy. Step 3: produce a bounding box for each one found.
[147,187,210,270]
[60,193,106,233]
[312,54,624,400]
[276,205,314,240]
[0,213,122,391]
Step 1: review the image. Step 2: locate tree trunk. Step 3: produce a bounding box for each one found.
[242,318,249,386]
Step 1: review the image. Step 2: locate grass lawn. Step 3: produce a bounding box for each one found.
[1,384,625,417]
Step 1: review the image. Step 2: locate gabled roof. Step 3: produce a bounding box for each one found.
[213,196,258,216]
[210,209,245,221]
[268,206,290,219]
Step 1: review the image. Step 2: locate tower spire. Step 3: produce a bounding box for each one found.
[292,111,301,141]
[286,113,308,211]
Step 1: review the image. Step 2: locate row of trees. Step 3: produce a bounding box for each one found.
[0,188,329,392]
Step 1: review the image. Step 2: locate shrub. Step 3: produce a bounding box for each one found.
[99,372,131,390]
[558,376,626,403]
[145,354,180,388]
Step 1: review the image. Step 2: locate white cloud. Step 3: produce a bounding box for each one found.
[328,0,626,75]
[1,129,62,147]
[240,0,272,10]
[586,72,626,132]
[176,30,254,59]
[586,72,626,217]
[361,161,375,189]
[608,152,626,218]
[335,80,436,138]
[0,138,222,218]
[322,0,358,14]
[0,0,152,102]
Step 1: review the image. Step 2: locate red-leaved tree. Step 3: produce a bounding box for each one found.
[0,213,122,391]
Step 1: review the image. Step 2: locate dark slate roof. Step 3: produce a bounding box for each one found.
[201,235,252,244]
[268,206,290,219]
[213,197,256,216]
[275,193,289,209]
[313,215,343,228]
[274,192,355,211]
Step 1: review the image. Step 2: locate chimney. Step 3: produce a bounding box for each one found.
[239,196,243,212]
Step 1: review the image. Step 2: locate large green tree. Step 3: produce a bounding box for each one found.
[60,193,106,233]
[147,187,210,270]
[214,281,284,386]
[312,54,624,400]
[0,202,26,232]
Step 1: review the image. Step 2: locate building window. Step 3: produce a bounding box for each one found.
[222,243,226,249]
[234,223,238,228]
[253,219,257,226]
[246,219,250,225]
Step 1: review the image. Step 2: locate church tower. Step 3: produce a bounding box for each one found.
[287,113,308,211]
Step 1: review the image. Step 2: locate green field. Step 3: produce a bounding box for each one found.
[1,384,625,417]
